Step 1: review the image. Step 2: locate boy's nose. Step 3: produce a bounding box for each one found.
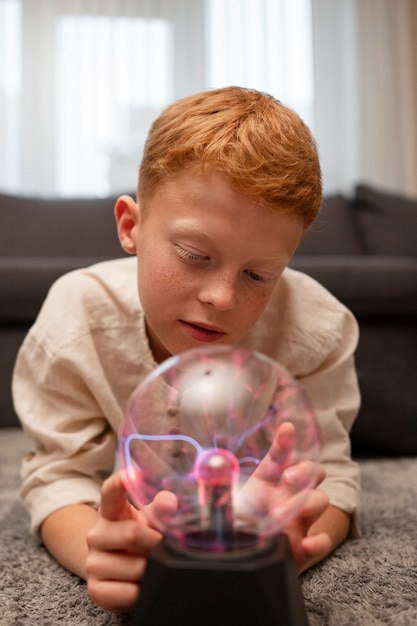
[198,274,237,311]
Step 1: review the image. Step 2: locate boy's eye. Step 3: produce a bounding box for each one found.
[245,270,270,283]
[175,245,209,263]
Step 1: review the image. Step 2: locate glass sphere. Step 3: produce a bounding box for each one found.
[119,346,321,552]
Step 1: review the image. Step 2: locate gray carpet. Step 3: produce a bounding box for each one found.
[1,428,416,626]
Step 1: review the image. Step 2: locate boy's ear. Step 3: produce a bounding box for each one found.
[114,195,140,254]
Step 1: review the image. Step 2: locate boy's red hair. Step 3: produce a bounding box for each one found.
[138,86,322,226]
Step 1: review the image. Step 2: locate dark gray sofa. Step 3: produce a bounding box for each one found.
[1,184,416,456]
[291,184,417,456]
[0,192,129,430]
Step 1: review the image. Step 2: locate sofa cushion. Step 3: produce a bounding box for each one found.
[355,185,417,256]
[0,193,131,257]
[295,194,364,256]
[289,256,417,316]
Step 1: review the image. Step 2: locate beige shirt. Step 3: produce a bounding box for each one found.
[13,258,361,538]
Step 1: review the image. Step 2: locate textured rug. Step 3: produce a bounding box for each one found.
[1,428,416,626]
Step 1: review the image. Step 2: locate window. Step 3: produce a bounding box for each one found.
[55,15,172,196]
[0,0,313,197]
[0,0,21,191]
[207,0,313,125]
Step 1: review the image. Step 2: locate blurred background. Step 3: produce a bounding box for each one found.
[0,0,416,199]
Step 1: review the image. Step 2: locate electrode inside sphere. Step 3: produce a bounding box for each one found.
[119,345,321,552]
[194,448,240,485]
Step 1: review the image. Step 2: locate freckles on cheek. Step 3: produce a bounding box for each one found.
[161,267,185,291]
[151,265,188,297]
[248,290,271,313]
[235,299,270,342]
[236,293,271,332]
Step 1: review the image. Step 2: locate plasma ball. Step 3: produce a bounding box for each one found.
[119,345,321,550]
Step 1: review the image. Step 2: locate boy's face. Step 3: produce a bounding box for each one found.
[116,169,304,363]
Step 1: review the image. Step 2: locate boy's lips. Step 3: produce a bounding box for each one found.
[180,320,226,343]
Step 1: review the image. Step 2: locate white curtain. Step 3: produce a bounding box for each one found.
[1,0,416,198]
[0,0,208,196]
[312,0,417,197]
[0,0,313,197]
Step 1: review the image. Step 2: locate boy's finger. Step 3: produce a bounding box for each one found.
[251,421,296,483]
[301,531,332,558]
[280,488,329,529]
[282,461,325,490]
[99,472,130,521]
[87,517,161,553]
[87,577,139,613]
[141,490,178,529]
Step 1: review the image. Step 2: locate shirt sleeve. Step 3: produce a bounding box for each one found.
[298,306,362,536]
[13,309,118,540]
[12,261,154,541]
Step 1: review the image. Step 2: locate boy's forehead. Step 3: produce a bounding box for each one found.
[143,167,304,253]
[151,167,258,207]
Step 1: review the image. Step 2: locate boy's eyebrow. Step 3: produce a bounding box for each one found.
[170,221,211,239]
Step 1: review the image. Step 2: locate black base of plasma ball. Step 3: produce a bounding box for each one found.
[130,533,309,626]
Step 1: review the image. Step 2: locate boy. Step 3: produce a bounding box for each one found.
[13,86,360,612]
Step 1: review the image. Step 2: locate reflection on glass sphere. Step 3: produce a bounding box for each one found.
[119,346,321,552]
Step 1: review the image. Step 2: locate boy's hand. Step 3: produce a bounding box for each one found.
[237,421,332,573]
[261,423,343,573]
[86,472,175,613]
[281,487,332,573]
